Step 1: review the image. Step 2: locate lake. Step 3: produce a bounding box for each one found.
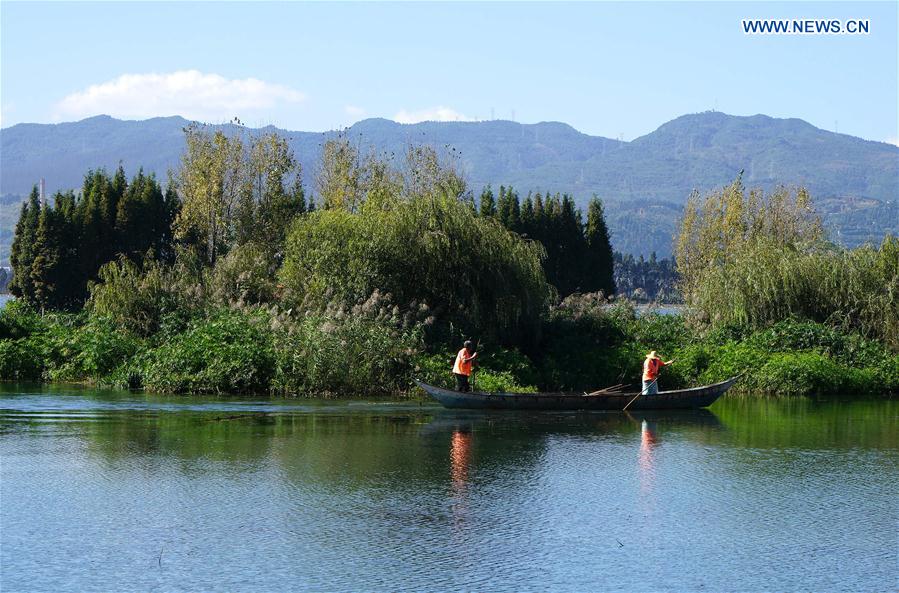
[1,385,896,592]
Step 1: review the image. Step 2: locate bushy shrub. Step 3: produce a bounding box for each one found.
[0,337,45,380]
[209,241,278,305]
[0,300,46,340]
[634,313,695,349]
[665,343,716,387]
[273,309,422,397]
[476,347,540,388]
[470,370,537,393]
[413,347,539,393]
[696,341,769,386]
[754,352,844,397]
[748,319,886,368]
[88,252,206,337]
[873,355,899,395]
[126,309,275,394]
[45,317,142,382]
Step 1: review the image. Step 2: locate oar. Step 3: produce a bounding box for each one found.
[622,377,658,411]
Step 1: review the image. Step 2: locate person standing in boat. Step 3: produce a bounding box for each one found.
[452,341,478,392]
[643,351,674,394]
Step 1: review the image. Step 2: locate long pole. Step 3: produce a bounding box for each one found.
[622,377,658,411]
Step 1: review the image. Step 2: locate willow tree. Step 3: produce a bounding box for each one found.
[675,175,898,348]
[281,148,551,345]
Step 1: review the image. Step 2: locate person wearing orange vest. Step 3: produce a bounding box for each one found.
[642,351,674,395]
[452,340,478,392]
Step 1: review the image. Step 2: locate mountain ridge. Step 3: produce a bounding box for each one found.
[2,111,897,259]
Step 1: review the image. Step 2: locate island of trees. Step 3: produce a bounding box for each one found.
[1,127,897,397]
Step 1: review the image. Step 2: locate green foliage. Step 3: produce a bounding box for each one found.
[209,241,279,306]
[411,349,538,393]
[746,319,886,368]
[8,170,176,311]
[0,300,45,340]
[537,293,632,390]
[272,304,423,396]
[280,194,552,344]
[676,177,899,350]
[124,309,275,394]
[44,317,142,382]
[0,336,45,380]
[470,370,537,393]
[754,352,845,397]
[88,253,205,337]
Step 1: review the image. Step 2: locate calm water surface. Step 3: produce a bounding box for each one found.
[1,384,896,592]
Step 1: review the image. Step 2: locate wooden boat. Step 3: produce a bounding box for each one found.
[415,376,740,411]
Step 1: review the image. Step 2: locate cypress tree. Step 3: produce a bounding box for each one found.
[8,187,41,300]
[79,172,106,281]
[115,169,146,257]
[30,206,63,310]
[498,186,521,231]
[533,193,545,229]
[520,195,534,236]
[479,186,496,217]
[585,196,615,295]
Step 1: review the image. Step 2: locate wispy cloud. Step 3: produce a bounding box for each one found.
[0,102,14,128]
[393,106,474,124]
[344,105,367,119]
[53,70,305,122]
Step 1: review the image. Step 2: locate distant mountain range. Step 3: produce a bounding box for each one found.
[1,112,897,263]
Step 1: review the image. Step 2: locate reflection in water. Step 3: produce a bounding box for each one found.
[449,428,473,538]
[638,419,658,495]
[2,390,897,593]
[450,429,472,493]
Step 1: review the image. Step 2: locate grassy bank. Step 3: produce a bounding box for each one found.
[3,130,896,398]
[2,297,896,397]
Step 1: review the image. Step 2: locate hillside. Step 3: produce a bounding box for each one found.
[2,112,897,259]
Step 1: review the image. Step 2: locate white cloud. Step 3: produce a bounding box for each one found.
[885,135,899,147]
[53,70,305,122]
[393,106,474,124]
[344,105,367,118]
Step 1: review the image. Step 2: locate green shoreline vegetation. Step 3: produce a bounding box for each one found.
[1,127,897,397]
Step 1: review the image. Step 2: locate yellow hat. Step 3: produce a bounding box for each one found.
[646,351,659,359]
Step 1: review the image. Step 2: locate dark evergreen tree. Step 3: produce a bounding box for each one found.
[585,196,615,295]
[9,168,179,310]
[30,206,64,310]
[533,193,545,226]
[520,194,534,236]
[8,187,41,300]
[498,186,521,231]
[479,186,496,217]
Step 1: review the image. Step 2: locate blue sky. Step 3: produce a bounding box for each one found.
[2,1,897,143]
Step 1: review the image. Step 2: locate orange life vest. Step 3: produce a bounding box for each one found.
[643,358,663,381]
[453,348,473,376]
